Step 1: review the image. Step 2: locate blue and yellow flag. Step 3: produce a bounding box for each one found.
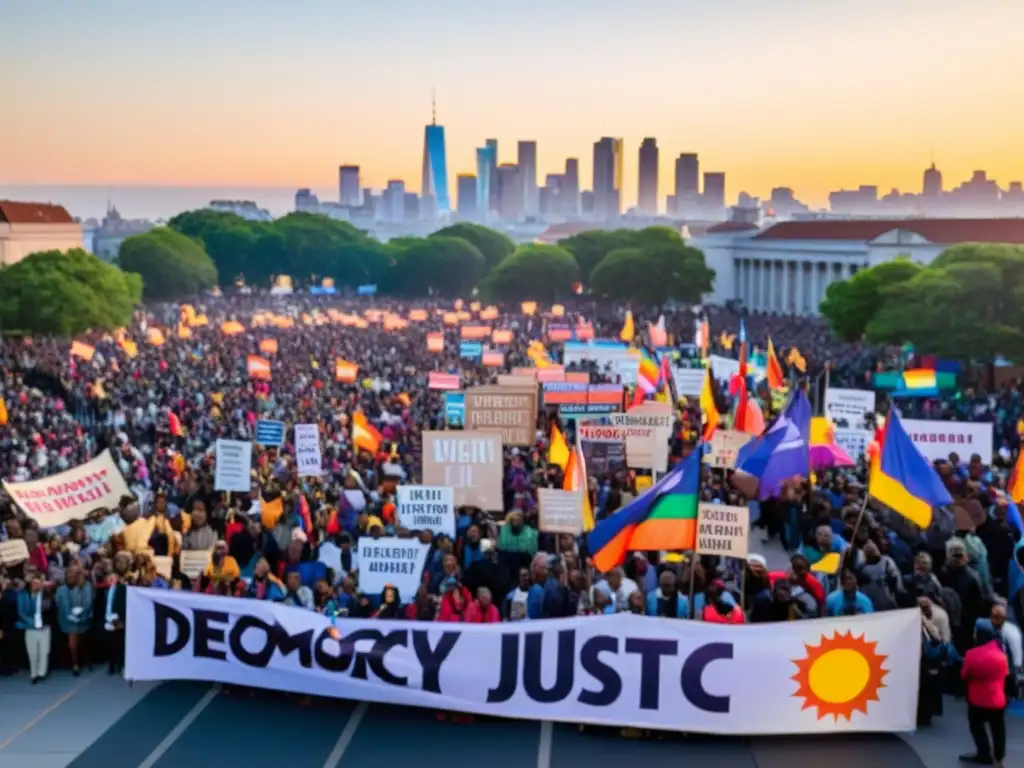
[869,410,951,528]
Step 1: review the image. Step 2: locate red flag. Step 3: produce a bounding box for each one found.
[730,341,749,432]
[766,338,785,390]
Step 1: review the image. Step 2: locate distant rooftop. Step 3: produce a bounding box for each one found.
[0,200,75,225]
[756,218,1024,244]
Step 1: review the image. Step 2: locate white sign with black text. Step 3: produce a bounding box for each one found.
[538,488,582,534]
[356,537,431,599]
[293,424,323,476]
[834,428,872,462]
[696,503,750,559]
[214,440,252,492]
[824,389,876,429]
[396,485,455,537]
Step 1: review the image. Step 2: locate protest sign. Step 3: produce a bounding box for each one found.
[901,419,993,464]
[356,537,431,598]
[703,430,753,469]
[180,549,212,579]
[2,451,132,528]
[824,388,876,429]
[537,488,582,534]
[578,424,628,476]
[127,589,920,735]
[255,420,285,447]
[214,440,252,492]
[428,372,461,391]
[463,386,537,446]
[672,367,705,397]
[293,424,322,476]
[396,485,455,537]
[0,539,28,566]
[443,391,465,427]
[610,402,672,472]
[421,431,503,510]
[497,374,536,388]
[834,428,872,461]
[696,503,750,559]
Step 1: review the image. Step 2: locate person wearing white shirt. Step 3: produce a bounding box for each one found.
[17,575,52,683]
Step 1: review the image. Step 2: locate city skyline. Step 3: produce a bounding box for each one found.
[2,0,1023,208]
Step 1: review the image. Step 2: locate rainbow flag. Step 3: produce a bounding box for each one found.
[587,447,699,572]
[636,349,660,394]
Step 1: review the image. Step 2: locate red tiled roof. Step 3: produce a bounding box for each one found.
[755,218,1024,244]
[0,200,75,225]
[706,221,759,234]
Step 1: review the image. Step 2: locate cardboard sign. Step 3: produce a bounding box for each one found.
[463,386,537,447]
[2,451,132,528]
[396,485,455,537]
[293,423,322,476]
[610,402,672,472]
[703,430,754,469]
[538,488,582,534]
[214,439,252,492]
[696,503,750,559]
[0,539,29,566]
[421,431,504,510]
[180,549,212,579]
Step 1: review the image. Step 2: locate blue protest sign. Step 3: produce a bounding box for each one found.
[255,419,286,446]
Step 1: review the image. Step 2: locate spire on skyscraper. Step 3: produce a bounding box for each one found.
[431,88,436,126]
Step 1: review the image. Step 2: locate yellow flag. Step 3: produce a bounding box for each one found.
[620,311,635,342]
[548,425,570,471]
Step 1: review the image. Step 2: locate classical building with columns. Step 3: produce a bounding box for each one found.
[694,218,1024,315]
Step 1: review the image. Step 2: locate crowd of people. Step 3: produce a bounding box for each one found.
[0,294,1020,764]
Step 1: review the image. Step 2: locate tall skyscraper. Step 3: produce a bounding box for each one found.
[338,166,361,206]
[638,138,659,215]
[420,94,450,217]
[923,162,943,197]
[563,158,580,217]
[593,137,623,219]
[675,154,700,196]
[517,141,539,216]
[497,164,522,221]
[457,174,477,218]
[384,180,406,222]
[703,172,726,209]
[485,139,499,213]
[475,145,496,220]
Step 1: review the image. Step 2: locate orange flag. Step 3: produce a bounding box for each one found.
[766,337,785,390]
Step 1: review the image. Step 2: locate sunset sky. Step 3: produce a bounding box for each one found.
[2,0,1022,207]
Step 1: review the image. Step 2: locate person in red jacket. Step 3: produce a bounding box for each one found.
[701,580,745,624]
[464,587,500,623]
[436,577,471,622]
[960,625,1009,765]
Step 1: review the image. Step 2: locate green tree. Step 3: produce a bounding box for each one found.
[117,227,218,300]
[168,210,259,285]
[589,240,713,306]
[480,244,581,303]
[0,249,141,336]
[864,245,1024,363]
[431,223,515,272]
[559,229,636,281]
[819,257,921,341]
[390,236,486,297]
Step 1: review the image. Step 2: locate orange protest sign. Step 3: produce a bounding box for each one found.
[247,355,271,380]
[521,301,537,316]
[491,329,514,345]
[408,309,428,322]
[479,307,499,321]
[442,313,459,326]
[460,325,490,340]
[335,359,358,383]
[427,333,444,353]
[221,321,245,335]
[482,351,505,367]
[259,338,278,355]
[70,341,95,361]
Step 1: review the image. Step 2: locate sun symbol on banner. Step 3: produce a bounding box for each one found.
[791,631,888,721]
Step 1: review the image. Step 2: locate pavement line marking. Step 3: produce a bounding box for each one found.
[321,701,369,768]
[537,720,553,768]
[0,672,99,752]
[137,684,220,768]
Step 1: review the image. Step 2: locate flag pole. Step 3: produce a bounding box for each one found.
[688,368,705,620]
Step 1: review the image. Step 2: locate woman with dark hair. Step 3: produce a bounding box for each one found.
[373,585,401,619]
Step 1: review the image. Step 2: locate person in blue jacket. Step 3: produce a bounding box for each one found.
[646,571,688,618]
[824,567,874,616]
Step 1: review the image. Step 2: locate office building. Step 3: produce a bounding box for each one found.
[703,172,726,209]
[421,100,450,217]
[475,145,495,220]
[674,153,700,213]
[338,166,361,206]
[638,138,659,215]
[518,141,539,216]
[593,137,623,219]
[563,158,580,217]
[295,189,319,213]
[457,174,478,219]
[486,139,499,213]
[384,180,406,222]
[497,164,522,221]
[923,163,943,197]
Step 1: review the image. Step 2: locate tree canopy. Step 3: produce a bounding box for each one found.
[481,244,581,303]
[386,236,486,298]
[819,258,922,342]
[589,234,714,306]
[820,244,1024,362]
[431,222,515,271]
[0,249,141,336]
[559,229,637,282]
[117,227,218,301]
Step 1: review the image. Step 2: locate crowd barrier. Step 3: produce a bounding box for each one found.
[125,589,920,734]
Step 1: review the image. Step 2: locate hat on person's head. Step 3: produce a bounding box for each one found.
[747,554,768,570]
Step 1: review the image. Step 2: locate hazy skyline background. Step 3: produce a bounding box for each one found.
[3,0,1022,210]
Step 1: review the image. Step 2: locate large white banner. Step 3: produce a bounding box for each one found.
[900,419,993,465]
[2,451,132,528]
[214,439,252,492]
[125,589,920,735]
[293,424,323,476]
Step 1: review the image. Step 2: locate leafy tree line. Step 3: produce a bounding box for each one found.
[819,243,1024,362]
[132,213,715,305]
